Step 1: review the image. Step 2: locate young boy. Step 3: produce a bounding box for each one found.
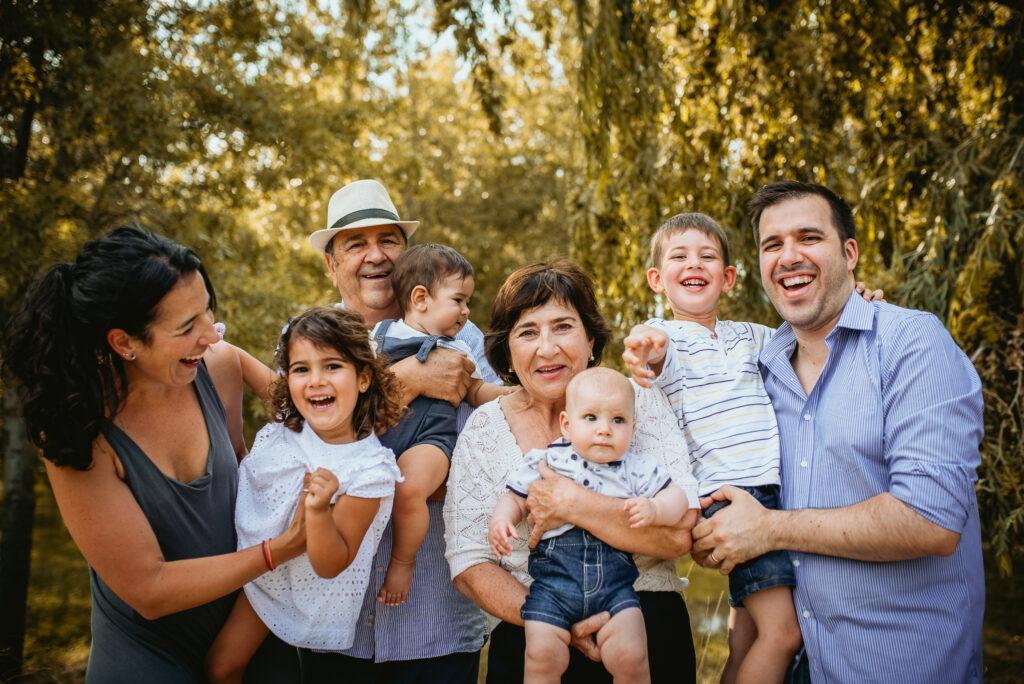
[371,243,507,606]
[622,213,802,684]
[489,367,691,684]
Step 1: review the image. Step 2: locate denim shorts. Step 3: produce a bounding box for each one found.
[703,484,796,607]
[521,527,641,631]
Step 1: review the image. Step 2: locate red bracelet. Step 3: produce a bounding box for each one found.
[261,539,276,571]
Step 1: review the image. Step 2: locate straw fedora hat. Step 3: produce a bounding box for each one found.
[308,179,419,252]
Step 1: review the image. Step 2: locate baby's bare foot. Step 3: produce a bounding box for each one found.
[377,557,416,606]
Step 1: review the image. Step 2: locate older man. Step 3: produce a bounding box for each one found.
[302,179,493,682]
[693,181,984,683]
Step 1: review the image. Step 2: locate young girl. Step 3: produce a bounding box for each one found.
[206,306,404,683]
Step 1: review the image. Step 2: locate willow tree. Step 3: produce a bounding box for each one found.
[0,0,401,673]
[438,0,1024,570]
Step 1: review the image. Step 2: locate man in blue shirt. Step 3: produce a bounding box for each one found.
[692,181,984,683]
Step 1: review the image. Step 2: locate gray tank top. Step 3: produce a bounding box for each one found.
[87,363,239,682]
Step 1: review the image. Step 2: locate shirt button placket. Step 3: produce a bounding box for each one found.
[797,405,814,506]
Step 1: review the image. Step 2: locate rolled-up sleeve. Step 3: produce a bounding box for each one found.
[883,314,983,533]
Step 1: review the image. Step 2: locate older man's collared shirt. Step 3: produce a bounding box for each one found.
[342,319,493,661]
[760,292,984,683]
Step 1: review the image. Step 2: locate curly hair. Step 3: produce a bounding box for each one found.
[269,306,403,438]
[485,260,611,386]
[2,225,216,470]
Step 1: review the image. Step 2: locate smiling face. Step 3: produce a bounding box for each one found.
[508,299,594,406]
[325,224,406,325]
[757,194,859,333]
[119,271,220,387]
[286,336,371,444]
[559,370,635,463]
[408,273,475,337]
[647,229,737,326]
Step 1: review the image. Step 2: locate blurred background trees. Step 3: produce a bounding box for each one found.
[2,0,1021,679]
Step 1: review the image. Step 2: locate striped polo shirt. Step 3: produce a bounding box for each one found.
[647,318,780,495]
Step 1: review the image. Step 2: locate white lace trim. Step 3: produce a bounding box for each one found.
[236,423,401,649]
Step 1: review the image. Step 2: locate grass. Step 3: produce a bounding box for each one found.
[14,475,1024,682]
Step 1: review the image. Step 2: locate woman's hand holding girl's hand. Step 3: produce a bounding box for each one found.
[488,517,519,558]
[305,468,340,512]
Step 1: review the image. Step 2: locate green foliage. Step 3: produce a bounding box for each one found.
[438,0,1024,569]
[3,1,1024,676]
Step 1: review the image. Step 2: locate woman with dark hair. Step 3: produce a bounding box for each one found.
[3,225,305,682]
[442,260,700,683]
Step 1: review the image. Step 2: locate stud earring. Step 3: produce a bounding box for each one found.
[124,352,136,361]
[508,367,514,374]
[589,354,594,361]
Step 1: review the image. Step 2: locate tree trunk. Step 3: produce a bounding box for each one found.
[0,385,36,679]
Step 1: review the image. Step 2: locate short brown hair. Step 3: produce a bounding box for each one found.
[391,243,474,315]
[748,181,856,243]
[485,260,611,386]
[270,306,403,437]
[650,212,731,267]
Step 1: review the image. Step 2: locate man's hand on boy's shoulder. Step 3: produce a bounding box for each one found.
[622,324,670,388]
[390,347,475,407]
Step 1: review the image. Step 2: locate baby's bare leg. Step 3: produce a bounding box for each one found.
[734,586,802,684]
[379,444,449,606]
[596,607,650,684]
[720,607,756,684]
[205,592,271,684]
[524,619,571,684]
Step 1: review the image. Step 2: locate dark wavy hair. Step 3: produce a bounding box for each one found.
[2,225,216,470]
[270,306,403,437]
[485,260,611,386]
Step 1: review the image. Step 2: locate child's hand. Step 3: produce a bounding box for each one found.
[488,517,519,558]
[624,497,657,528]
[855,281,885,302]
[622,325,669,387]
[305,468,340,512]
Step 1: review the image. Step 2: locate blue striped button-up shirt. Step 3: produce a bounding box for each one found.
[341,320,494,661]
[760,292,984,683]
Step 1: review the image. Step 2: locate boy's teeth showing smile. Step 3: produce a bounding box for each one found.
[681,277,708,290]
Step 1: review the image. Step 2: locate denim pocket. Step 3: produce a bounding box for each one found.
[612,548,634,566]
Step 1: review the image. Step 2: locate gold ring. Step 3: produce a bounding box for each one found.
[302,487,310,493]
[710,551,721,564]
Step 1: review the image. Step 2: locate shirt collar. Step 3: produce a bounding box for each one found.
[832,289,876,334]
[760,290,875,365]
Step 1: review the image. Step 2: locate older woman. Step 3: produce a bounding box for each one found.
[443,261,700,684]
[3,226,304,682]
